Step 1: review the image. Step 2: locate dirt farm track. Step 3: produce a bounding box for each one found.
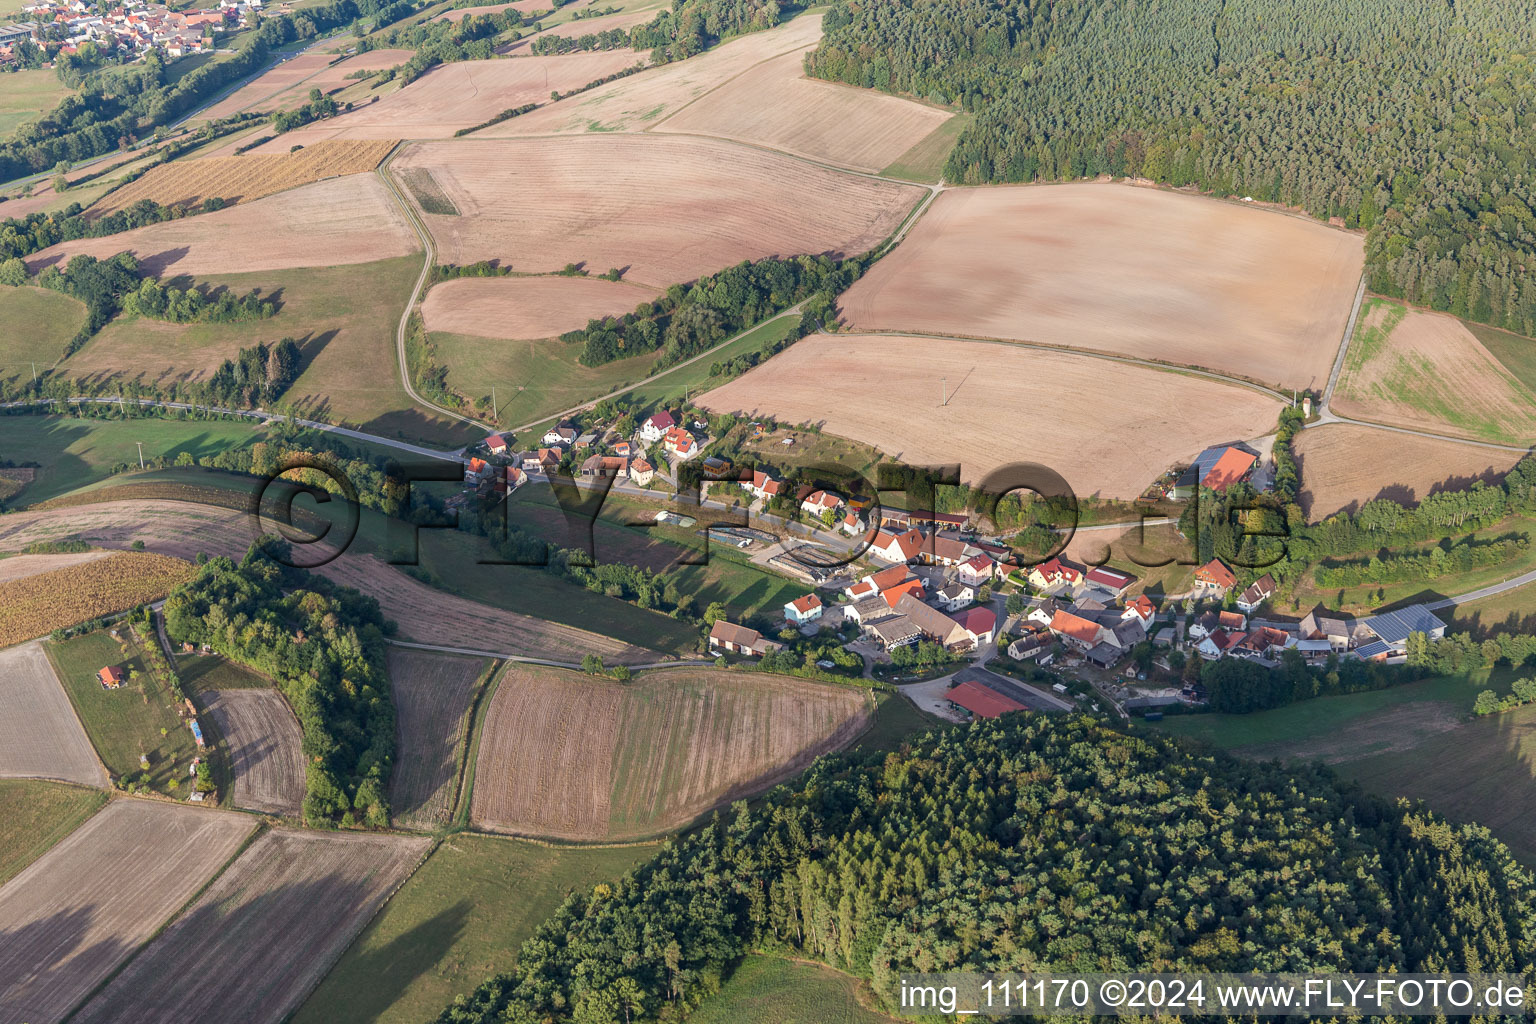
[0,800,255,1024]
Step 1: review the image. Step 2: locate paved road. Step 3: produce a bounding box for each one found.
[1427,569,1536,611]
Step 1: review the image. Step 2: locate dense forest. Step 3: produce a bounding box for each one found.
[434,715,1536,1023]
[806,0,1536,335]
[162,541,395,824]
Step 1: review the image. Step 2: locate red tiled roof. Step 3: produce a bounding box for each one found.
[953,606,996,638]
[947,679,1026,719]
[961,553,993,573]
[1126,594,1155,619]
[1050,609,1102,645]
[1202,447,1258,490]
[645,411,675,430]
[1085,566,1136,589]
[1218,611,1246,630]
[788,594,823,615]
[881,578,925,608]
[1196,558,1237,588]
[868,565,911,591]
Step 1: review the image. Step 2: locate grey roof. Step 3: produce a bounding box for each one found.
[1111,619,1147,648]
[869,615,921,645]
[1296,639,1334,653]
[1125,695,1182,710]
[1363,604,1446,645]
[851,596,894,623]
[1085,642,1123,666]
[1354,640,1395,659]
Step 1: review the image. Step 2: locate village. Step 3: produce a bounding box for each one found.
[450,405,1450,727]
[0,0,260,64]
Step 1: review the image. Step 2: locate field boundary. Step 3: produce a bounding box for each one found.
[440,657,501,829]
[39,639,115,787]
[451,659,508,831]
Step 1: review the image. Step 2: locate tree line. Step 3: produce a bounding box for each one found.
[806,0,1536,337]
[430,714,1536,1023]
[162,540,395,825]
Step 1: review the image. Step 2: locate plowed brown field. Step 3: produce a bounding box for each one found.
[391,134,924,287]
[244,51,645,148]
[470,665,871,840]
[0,800,255,1024]
[420,275,659,339]
[1293,423,1526,520]
[68,829,431,1024]
[0,641,107,789]
[92,140,399,215]
[386,647,488,828]
[838,183,1364,391]
[656,49,953,172]
[698,333,1284,497]
[29,174,418,277]
[199,689,304,815]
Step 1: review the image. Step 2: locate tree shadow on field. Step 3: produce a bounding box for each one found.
[0,903,136,1022]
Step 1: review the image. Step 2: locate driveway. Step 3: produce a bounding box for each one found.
[898,673,967,722]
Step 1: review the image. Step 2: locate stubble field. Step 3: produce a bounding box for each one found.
[470,666,872,840]
[391,135,924,287]
[836,183,1365,390]
[68,828,432,1024]
[91,140,400,215]
[0,551,194,647]
[698,333,1285,497]
[0,800,255,1024]
[194,51,338,120]
[0,641,107,790]
[29,174,418,277]
[420,275,659,339]
[198,688,305,815]
[1333,299,1536,443]
[1292,423,1526,520]
[0,550,111,582]
[246,51,645,148]
[655,48,954,173]
[386,647,489,828]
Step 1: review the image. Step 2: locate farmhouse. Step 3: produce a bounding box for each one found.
[785,594,823,624]
[845,564,913,602]
[957,554,996,587]
[1236,573,1277,613]
[1193,558,1237,595]
[708,620,779,657]
[1169,443,1261,498]
[880,577,926,608]
[629,458,655,486]
[639,411,675,442]
[1231,626,1294,661]
[867,614,922,650]
[543,424,578,445]
[98,665,125,689]
[880,508,968,530]
[893,593,971,650]
[507,466,527,490]
[1048,608,1105,652]
[845,596,895,625]
[1357,604,1447,657]
[869,527,925,564]
[1298,609,1354,652]
[920,535,972,568]
[580,455,630,479]
[1100,617,1146,652]
[465,457,490,482]
[1007,630,1051,661]
[520,449,561,474]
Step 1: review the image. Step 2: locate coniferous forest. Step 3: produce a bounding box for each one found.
[805,0,1536,334]
[434,716,1536,1022]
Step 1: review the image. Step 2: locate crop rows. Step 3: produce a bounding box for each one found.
[0,551,194,646]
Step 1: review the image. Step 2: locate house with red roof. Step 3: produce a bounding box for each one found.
[740,468,783,501]
[1194,558,1237,594]
[662,426,699,460]
[785,593,823,624]
[1084,565,1137,596]
[956,553,995,587]
[1197,628,1244,660]
[845,564,912,602]
[1048,608,1105,651]
[638,411,675,442]
[1202,447,1258,491]
[952,606,996,646]
[869,528,925,564]
[1235,573,1277,613]
[1122,594,1156,630]
[1027,558,1082,591]
[629,457,655,486]
[97,665,124,689]
[465,457,489,481]
[841,510,866,535]
[880,577,926,608]
[800,489,843,517]
[485,433,509,455]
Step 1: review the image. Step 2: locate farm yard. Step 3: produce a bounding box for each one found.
[386,648,490,829]
[0,800,255,1024]
[245,51,646,147]
[1292,423,1526,521]
[47,629,201,795]
[27,174,419,277]
[836,183,1365,391]
[0,551,194,647]
[0,642,107,789]
[420,275,660,340]
[292,835,657,1024]
[470,666,872,841]
[390,135,924,288]
[90,139,400,214]
[197,689,305,815]
[1333,299,1536,443]
[698,333,1285,497]
[68,829,431,1024]
[0,780,105,886]
[655,49,954,173]
[478,12,823,135]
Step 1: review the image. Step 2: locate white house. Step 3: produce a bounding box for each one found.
[956,554,995,587]
[785,593,823,625]
[542,424,577,445]
[841,511,865,535]
[1121,594,1156,631]
[952,606,996,647]
[800,490,843,517]
[934,581,975,612]
[869,528,924,564]
[1235,573,1277,614]
[638,411,675,443]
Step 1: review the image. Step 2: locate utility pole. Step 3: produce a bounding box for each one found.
[135,442,145,470]
[941,377,947,406]
[30,361,36,383]
[491,385,497,424]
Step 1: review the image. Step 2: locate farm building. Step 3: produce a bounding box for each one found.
[98,665,125,689]
[951,666,1072,712]
[845,564,913,602]
[1169,443,1261,498]
[880,578,926,609]
[880,509,968,530]
[1084,566,1137,597]
[1048,608,1105,651]
[1007,631,1052,660]
[1357,604,1447,656]
[893,593,970,650]
[947,679,1027,719]
[708,620,779,658]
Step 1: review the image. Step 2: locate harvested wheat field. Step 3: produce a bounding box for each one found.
[421,275,659,338]
[91,139,399,215]
[1293,424,1526,521]
[0,549,110,582]
[68,829,431,1024]
[0,500,255,563]
[700,334,1284,497]
[0,642,106,789]
[656,49,953,172]
[392,135,924,287]
[196,51,338,121]
[481,12,822,135]
[28,174,418,277]
[386,648,488,828]
[321,553,662,663]
[260,48,416,109]
[1334,300,1536,444]
[0,551,194,648]
[245,51,644,149]
[502,7,660,50]
[0,800,255,1024]
[198,689,304,815]
[471,666,871,840]
[838,183,1364,391]
[435,0,561,20]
